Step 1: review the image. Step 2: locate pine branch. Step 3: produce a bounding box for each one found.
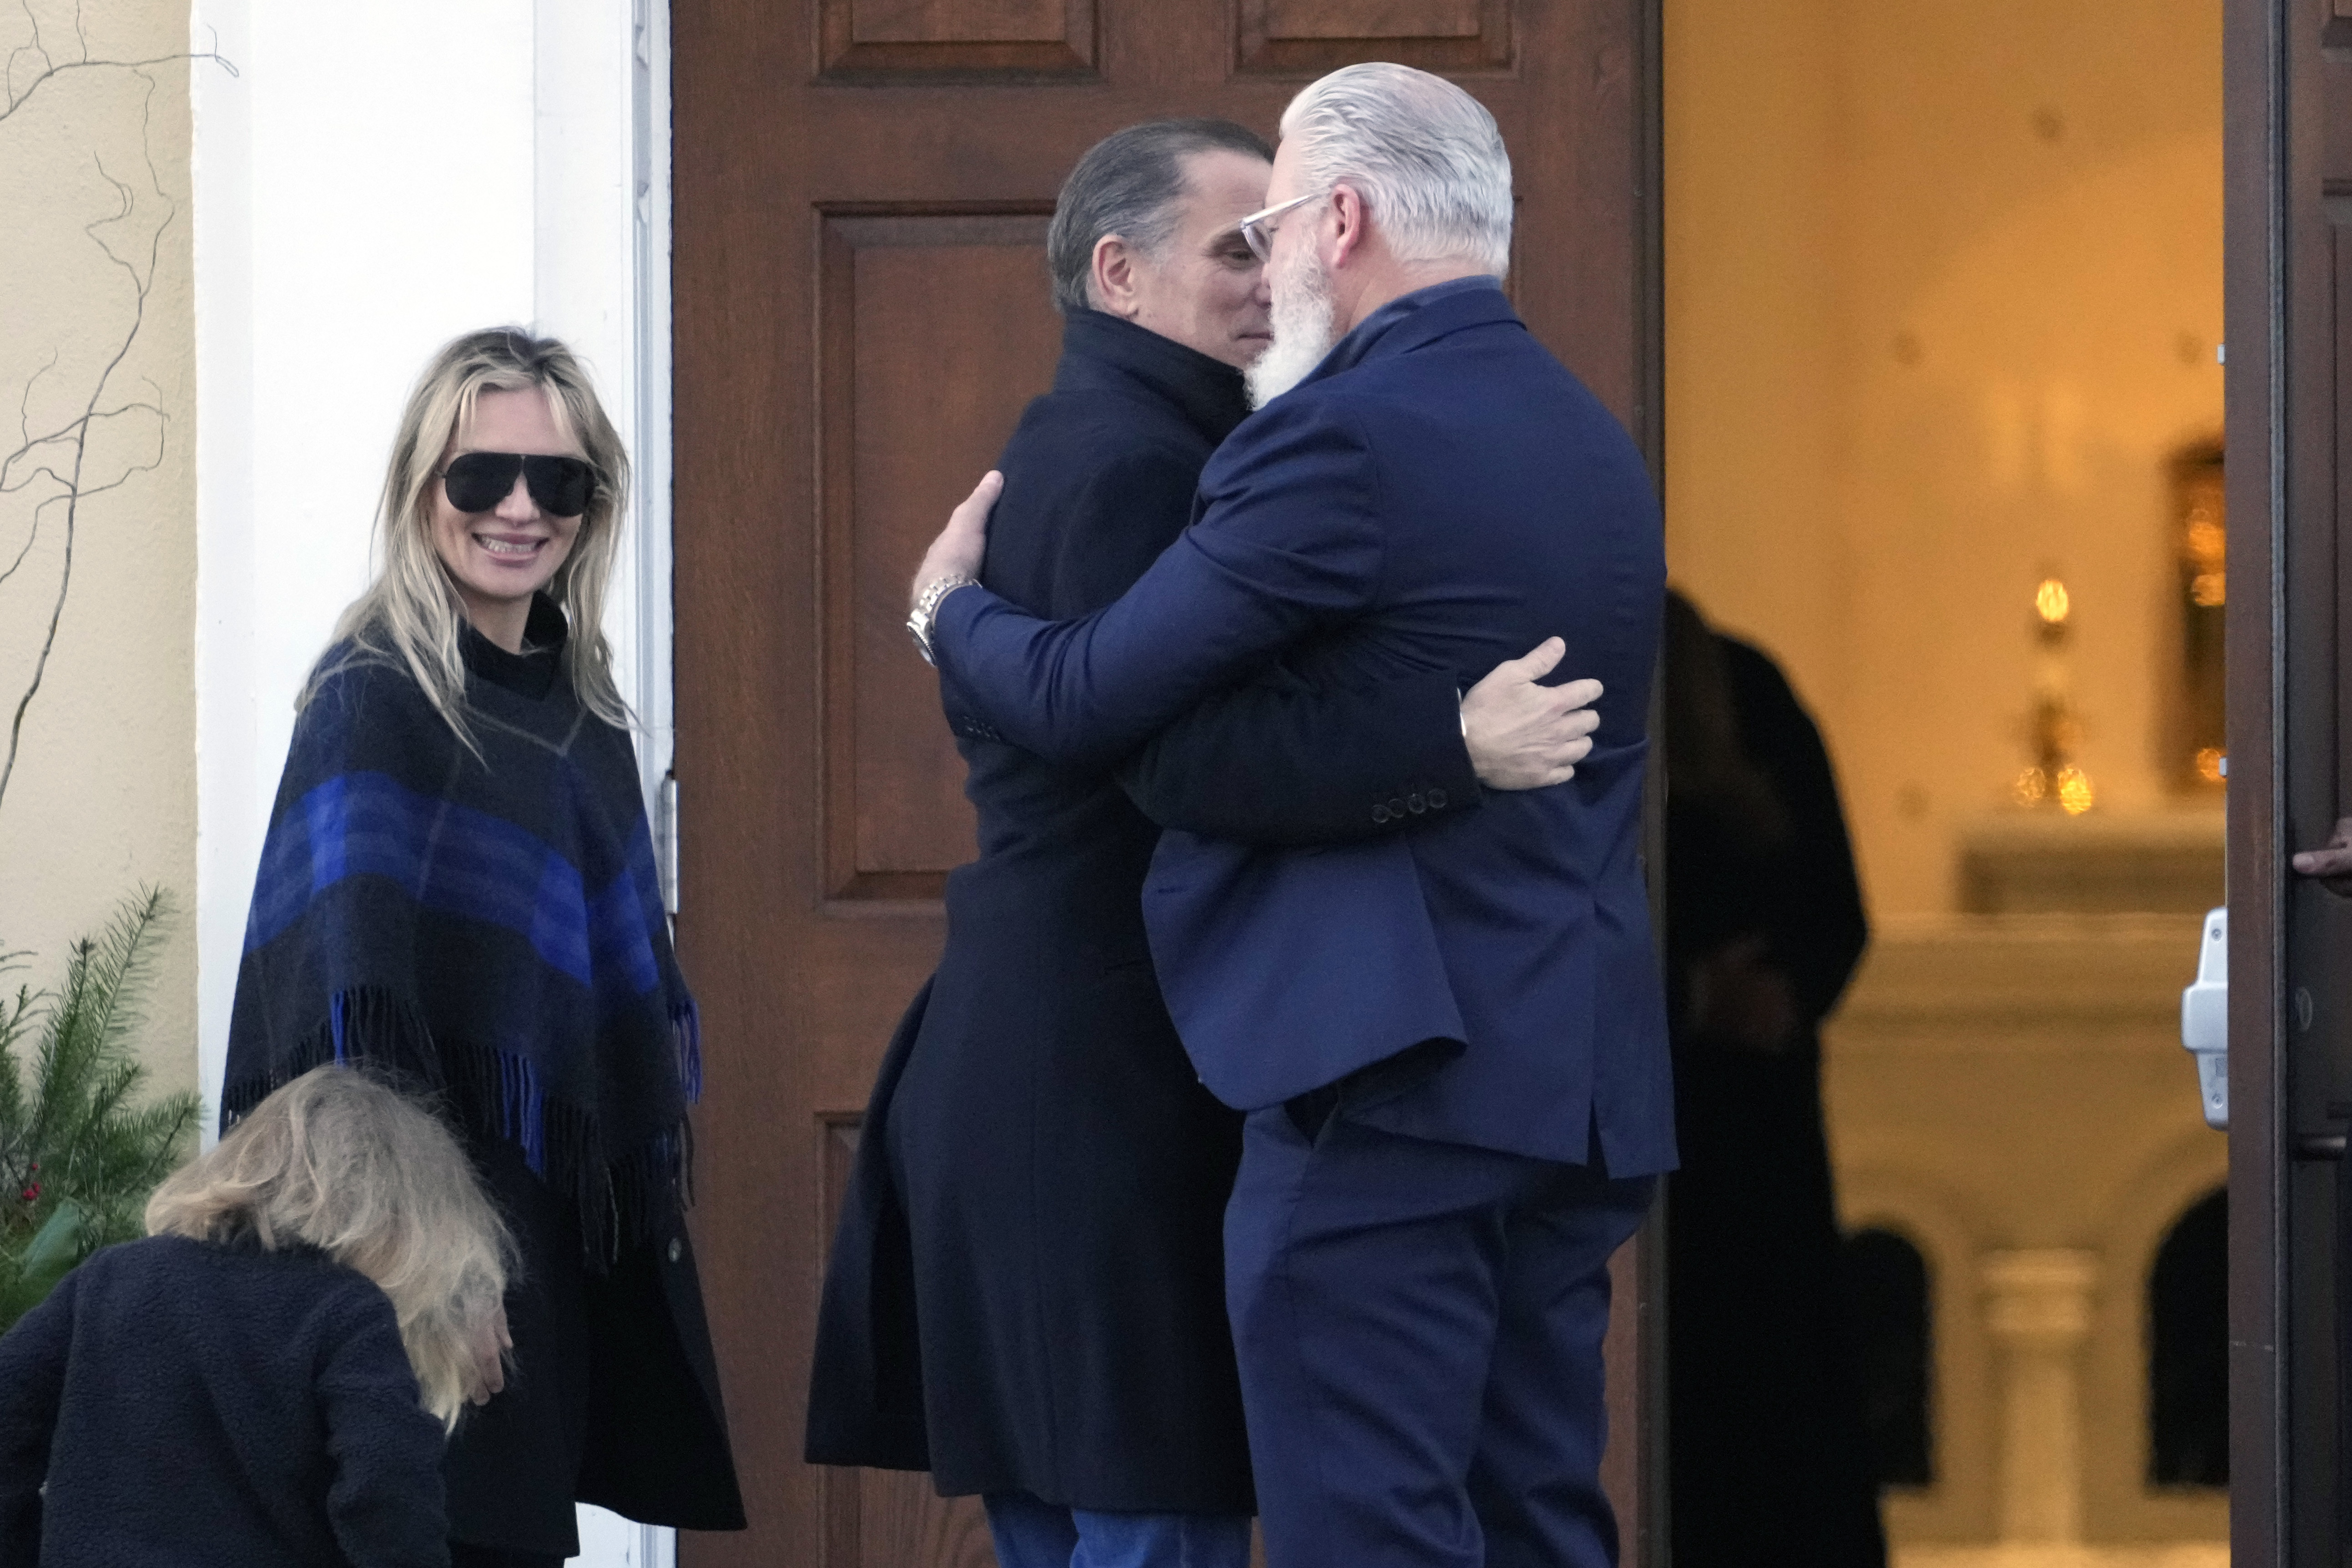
[82,884,163,1056]
[0,977,30,1200]
[116,1092,199,1189]
[0,890,198,1325]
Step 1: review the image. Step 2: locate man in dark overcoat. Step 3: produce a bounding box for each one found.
[1662,590,1886,1568]
[910,65,1674,1568]
[808,118,1604,1568]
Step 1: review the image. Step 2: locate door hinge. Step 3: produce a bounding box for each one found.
[657,770,680,917]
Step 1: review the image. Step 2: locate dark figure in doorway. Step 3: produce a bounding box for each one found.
[1665,590,1887,1568]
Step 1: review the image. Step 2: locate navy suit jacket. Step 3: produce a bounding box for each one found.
[935,278,1675,1174]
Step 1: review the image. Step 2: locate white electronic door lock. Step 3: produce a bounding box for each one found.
[2181,907,2227,1130]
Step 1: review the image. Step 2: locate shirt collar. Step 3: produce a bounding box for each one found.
[1309,274,1510,382]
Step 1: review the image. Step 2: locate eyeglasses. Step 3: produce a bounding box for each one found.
[1237,190,1327,264]
[437,452,598,517]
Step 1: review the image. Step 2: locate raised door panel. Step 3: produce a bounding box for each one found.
[820,0,1097,78]
[816,1117,998,1567]
[1237,0,1512,73]
[818,211,1058,901]
[826,1469,998,1568]
[854,0,1065,40]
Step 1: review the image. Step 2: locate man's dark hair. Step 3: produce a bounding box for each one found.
[1047,119,1274,315]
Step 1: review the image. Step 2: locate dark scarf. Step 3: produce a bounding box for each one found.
[223,595,697,1263]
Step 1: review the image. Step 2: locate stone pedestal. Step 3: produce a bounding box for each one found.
[1957,811,2222,915]
[1984,1249,2099,1543]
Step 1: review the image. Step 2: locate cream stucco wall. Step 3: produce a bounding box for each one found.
[6,3,669,1560]
[1665,0,2225,917]
[0,0,198,1099]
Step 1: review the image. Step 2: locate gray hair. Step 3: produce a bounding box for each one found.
[1278,63,1512,276]
[1047,119,1274,314]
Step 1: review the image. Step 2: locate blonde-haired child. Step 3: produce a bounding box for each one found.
[0,1066,514,1567]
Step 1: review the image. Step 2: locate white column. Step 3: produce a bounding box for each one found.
[529,15,676,1566]
[190,0,675,1095]
[192,3,674,1564]
[1982,1248,2098,1543]
[532,0,677,830]
[190,0,538,1132]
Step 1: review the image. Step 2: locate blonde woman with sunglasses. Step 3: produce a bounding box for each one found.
[221,328,744,1565]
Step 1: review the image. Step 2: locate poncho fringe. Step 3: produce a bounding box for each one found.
[225,612,703,1271]
[221,986,701,1265]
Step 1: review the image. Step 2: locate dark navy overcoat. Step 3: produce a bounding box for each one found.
[803,309,1478,1511]
[931,279,1677,1175]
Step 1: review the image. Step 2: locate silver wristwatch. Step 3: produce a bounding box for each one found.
[907,574,981,666]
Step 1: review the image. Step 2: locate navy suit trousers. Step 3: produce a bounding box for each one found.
[1225,1106,1654,1568]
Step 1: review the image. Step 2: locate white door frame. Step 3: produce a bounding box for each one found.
[535,0,677,835]
[536,0,678,1556]
[191,0,678,1561]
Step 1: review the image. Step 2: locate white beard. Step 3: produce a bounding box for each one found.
[1245,244,1341,409]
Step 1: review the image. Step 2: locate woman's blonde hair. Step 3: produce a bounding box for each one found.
[146,1067,515,1430]
[303,327,633,744]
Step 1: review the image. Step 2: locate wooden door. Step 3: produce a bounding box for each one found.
[2223,0,2352,1562]
[669,3,1663,1561]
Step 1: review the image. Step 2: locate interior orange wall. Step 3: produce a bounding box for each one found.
[1664,0,2224,914]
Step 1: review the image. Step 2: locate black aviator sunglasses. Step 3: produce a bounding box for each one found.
[437,451,598,517]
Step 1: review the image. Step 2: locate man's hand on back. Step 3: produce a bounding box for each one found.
[911,470,1002,612]
[908,469,1605,795]
[1461,638,1602,790]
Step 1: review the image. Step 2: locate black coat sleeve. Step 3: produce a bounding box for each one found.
[317,1286,452,1568]
[1046,444,1201,616]
[0,1271,73,1561]
[939,443,1197,743]
[950,439,1488,846]
[1116,664,1483,846]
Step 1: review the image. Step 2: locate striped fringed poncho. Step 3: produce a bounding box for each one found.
[224,596,699,1265]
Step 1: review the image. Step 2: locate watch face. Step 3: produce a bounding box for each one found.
[905,576,972,668]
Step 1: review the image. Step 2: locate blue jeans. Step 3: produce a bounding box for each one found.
[982,1491,1253,1568]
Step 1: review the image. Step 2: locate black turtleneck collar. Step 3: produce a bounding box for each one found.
[1052,308,1254,447]
[461,592,568,700]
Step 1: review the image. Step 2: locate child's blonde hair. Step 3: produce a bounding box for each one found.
[146,1067,514,1429]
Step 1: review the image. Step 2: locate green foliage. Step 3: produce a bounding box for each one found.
[0,888,203,1331]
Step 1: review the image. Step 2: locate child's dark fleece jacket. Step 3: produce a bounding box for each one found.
[0,1233,448,1567]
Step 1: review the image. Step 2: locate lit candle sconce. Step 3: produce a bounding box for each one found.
[2169,442,2227,790]
[2015,575,2095,814]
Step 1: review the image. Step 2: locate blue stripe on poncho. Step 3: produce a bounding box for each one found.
[224,601,698,1262]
